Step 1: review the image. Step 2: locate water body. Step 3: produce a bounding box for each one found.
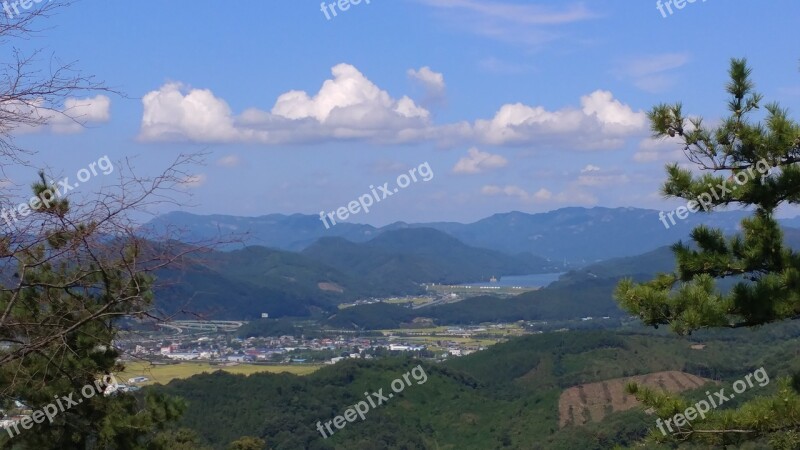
[463,273,564,288]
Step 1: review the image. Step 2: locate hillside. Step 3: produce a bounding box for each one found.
[153,246,393,319]
[327,277,629,329]
[153,228,562,319]
[303,228,559,286]
[151,322,800,449]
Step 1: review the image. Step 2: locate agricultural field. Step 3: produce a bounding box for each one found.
[383,296,436,305]
[338,296,437,309]
[558,370,716,427]
[117,361,322,386]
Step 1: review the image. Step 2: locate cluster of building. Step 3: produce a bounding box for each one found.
[117,325,494,366]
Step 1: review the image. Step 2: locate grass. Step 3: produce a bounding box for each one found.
[117,360,322,386]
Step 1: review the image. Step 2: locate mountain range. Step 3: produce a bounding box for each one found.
[152,227,558,319]
[146,207,800,321]
[144,206,793,264]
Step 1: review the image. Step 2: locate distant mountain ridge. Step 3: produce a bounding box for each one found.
[152,228,561,319]
[302,227,559,286]
[144,207,800,265]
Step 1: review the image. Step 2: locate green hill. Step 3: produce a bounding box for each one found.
[302,227,559,286]
[151,322,800,449]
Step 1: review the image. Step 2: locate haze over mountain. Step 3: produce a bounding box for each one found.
[144,207,797,264]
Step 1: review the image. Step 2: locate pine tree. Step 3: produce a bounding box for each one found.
[0,169,196,449]
[615,58,800,448]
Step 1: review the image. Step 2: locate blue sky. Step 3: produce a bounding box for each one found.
[6,0,800,225]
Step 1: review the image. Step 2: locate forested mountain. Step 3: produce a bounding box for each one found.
[327,278,626,329]
[153,322,800,449]
[152,228,560,319]
[153,246,369,319]
[144,207,792,265]
[302,228,558,285]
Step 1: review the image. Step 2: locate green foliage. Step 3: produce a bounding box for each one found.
[152,226,558,321]
[153,323,800,449]
[328,278,626,329]
[615,58,800,447]
[227,436,267,450]
[149,428,212,450]
[0,177,187,449]
[303,227,554,287]
[236,318,303,339]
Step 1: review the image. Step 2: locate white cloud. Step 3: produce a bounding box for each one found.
[617,53,690,93]
[580,164,600,173]
[139,64,431,145]
[272,64,428,122]
[407,66,446,99]
[481,184,533,201]
[481,184,595,204]
[418,0,598,47]
[180,173,207,188]
[453,147,508,174]
[420,0,596,25]
[216,154,240,167]
[470,90,646,148]
[576,172,629,187]
[138,65,644,151]
[554,188,598,205]
[633,137,684,163]
[6,95,111,134]
[140,83,243,142]
[533,188,553,201]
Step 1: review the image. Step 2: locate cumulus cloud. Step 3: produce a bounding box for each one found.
[140,83,243,142]
[272,64,429,122]
[7,95,111,134]
[407,66,446,101]
[138,64,645,150]
[139,64,431,145]
[453,147,508,174]
[470,90,646,148]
